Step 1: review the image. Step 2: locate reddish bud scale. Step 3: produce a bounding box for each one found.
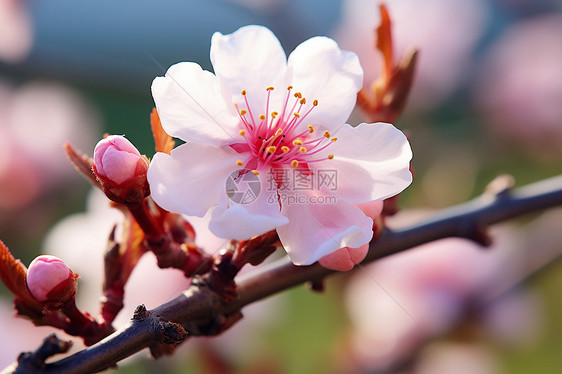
[44,272,79,307]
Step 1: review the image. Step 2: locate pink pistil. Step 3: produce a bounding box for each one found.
[233,86,336,172]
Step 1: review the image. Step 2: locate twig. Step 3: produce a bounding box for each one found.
[3,174,562,374]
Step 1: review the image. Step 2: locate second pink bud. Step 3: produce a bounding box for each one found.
[26,255,78,306]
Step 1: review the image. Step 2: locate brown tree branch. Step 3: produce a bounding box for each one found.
[4,174,562,374]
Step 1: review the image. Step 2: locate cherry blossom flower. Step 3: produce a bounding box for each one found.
[148,25,412,266]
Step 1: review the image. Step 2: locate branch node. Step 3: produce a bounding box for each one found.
[132,304,149,321]
[306,279,325,293]
[485,174,515,199]
[459,220,493,248]
[14,334,72,373]
[157,320,187,345]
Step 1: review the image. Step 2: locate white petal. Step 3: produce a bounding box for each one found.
[152,62,239,146]
[147,143,240,217]
[277,189,373,265]
[209,172,289,240]
[313,123,412,203]
[288,36,363,131]
[211,25,288,111]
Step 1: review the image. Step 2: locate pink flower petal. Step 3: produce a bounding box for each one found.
[288,36,363,132]
[278,189,373,265]
[312,123,412,203]
[152,62,240,146]
[148,143,241,217]
[211,25,288,112]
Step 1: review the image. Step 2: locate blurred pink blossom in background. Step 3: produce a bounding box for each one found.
[0,81,99,210]
[0,300,62,370]
[333,0,489,112]
[474,13,562,158]
[343,210,547,373]
[0,0,32,63]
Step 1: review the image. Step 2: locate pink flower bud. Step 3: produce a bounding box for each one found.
[318,243,370,272]
[26,255,78,304]
[357,201,384,221]
[93,135,150,203]
[319,201,384,271]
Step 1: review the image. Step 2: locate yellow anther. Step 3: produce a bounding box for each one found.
[300,98,306,105]
[240,109,247,115]
[236,160,244,166]
[266,86,274,91]
[308,125,314,133]
[252,170,260,175]
[241,89,247,96]
[313,99,318,106]
[259,114,266,120]
[281,146,290,153]
[294,92,302,98]
[331,137,338,142]
[275,128,283,135]
[328,154,334,160]
[294,112,300,118]
[287,85,293,90]
[300,147,307,153]
[267,146,277,153]
[271,111,278,118]
[324,131,331,138]
[239,130,246,136]
[293,139,303,146]
[291,160,299,168]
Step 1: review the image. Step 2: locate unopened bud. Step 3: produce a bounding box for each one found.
[318,244,369,272]
[26,255,78,305]
[319,201,383,271]
[93,135,150,203]
[356,4,418,123]
[357,200,384,220]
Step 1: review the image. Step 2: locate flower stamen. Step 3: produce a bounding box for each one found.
[234,85,338,171]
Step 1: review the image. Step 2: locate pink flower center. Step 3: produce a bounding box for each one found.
[232,86,336,175]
